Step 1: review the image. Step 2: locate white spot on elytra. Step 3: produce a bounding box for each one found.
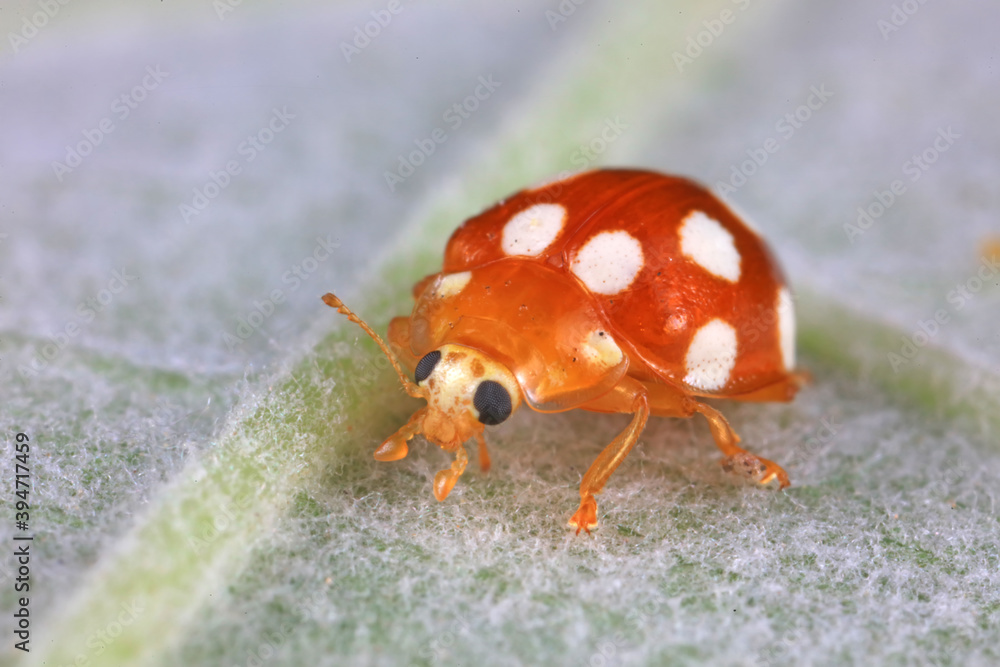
[580,329,623,368]
[435,271,471,297]
[501,203,566,256]
[679,210,741,282]
[777,287,796,370]
[684,319,738,391]
[570,230,644,295]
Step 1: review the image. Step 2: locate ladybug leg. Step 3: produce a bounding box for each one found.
[475,432,491,473]
[433,443,469,502]
[615,384,791,489]
[690,401,790,489]
[373,407,427,462]
[568,379,650,534]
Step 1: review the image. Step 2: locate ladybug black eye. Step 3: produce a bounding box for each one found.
[414,351,441,384]
[474,380,512,425]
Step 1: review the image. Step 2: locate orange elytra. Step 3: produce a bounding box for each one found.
[323,168,805,533]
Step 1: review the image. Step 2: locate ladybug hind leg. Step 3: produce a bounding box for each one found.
[642,382,790,488]
[690,401,790,489]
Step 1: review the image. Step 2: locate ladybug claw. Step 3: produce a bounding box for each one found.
[568,495,599,534]
[721,453,790,489]
[432,445,469,502]
[373,407,427,462]
[374,436,409,462]
[433,468,460,501]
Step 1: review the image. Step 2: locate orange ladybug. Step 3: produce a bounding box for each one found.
[323,168,805,533]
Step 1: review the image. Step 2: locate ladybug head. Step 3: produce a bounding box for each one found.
[321,293,522,456]
[411,344,522,449]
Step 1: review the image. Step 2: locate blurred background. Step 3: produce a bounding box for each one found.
[1,1,998,665]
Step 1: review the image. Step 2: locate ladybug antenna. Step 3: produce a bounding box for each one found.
[321,293,425,399]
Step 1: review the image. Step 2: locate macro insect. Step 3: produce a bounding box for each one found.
[323,168,804,533]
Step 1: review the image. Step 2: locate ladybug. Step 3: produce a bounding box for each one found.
[323,168,804,533]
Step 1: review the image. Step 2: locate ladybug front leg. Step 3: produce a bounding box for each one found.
[373,407,427,462]
[690,401,790,489]
[568,378,650,534]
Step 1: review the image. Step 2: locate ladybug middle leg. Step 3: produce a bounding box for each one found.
[568,377,651,534]
[432,442,469,502]
[474,431,491,473]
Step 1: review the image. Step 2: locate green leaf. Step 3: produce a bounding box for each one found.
[8,1,999,666]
